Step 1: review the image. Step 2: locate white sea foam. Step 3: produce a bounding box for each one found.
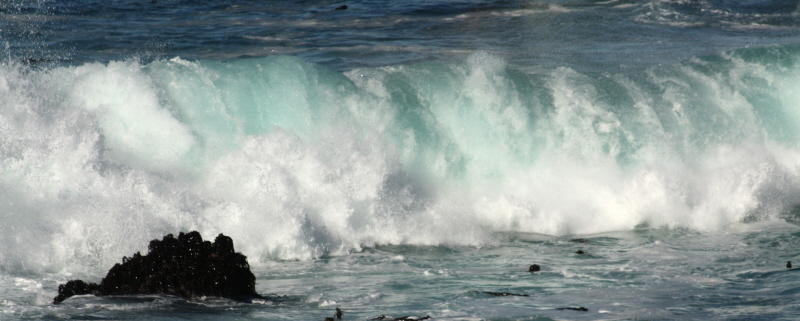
[1,49,799,275]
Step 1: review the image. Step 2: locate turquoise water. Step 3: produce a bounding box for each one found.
[3,0,800,320]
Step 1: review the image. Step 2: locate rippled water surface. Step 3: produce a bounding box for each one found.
[4,225,800,320]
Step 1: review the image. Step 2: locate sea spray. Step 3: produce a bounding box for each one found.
[2,47,800,275]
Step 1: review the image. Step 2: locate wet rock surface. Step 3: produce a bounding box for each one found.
[54,231,260,304]
[53,280,99,304]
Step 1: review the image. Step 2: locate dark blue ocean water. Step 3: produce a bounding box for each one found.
[3,0,800,320]
[5,0,800,70]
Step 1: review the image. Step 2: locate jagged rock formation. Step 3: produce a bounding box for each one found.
[54,231,260,304]
[53,280,99,304]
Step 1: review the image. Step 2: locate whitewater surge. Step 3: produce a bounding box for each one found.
[2,46,800,274]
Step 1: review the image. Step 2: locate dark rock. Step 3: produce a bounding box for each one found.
[335,5,348,10]
[53,280,100,304]
[324,307,343,320]
[528,264,541,272]
[54,231,260,304]
[788,261,793,269]
[557,306,589,312]
[370,315,431,320]
[575,250,586,255]
[483,291,529,297]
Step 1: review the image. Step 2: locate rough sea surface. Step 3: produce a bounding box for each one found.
[3,0,800,320]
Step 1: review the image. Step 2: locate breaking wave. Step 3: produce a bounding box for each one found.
[3,44,800,275]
